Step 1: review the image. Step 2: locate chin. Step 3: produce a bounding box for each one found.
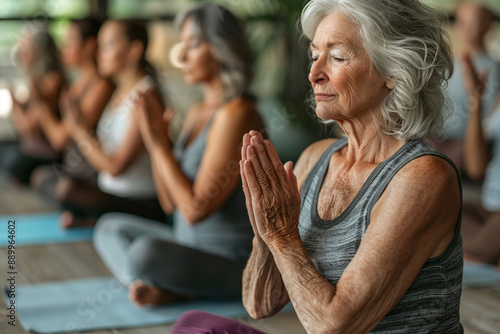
[315,106,333,120]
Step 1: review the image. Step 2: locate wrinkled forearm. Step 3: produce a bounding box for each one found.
[269,234,352,334]
[242,237,289,319]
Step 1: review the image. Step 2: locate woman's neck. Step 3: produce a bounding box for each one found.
[113,65,146,93]
[336,111,407,165]
[202,76,225,108]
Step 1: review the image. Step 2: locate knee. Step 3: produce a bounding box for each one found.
[93,213,133,254]
[127,236,163,278]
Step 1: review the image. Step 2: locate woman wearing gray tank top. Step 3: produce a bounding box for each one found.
[172,0,464,333]
[93,4,265,306]
[461,52,500,268]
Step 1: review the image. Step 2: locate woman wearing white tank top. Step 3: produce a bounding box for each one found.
[59,20,165,228]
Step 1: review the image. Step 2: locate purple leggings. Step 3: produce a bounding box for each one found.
[171,311,267,334]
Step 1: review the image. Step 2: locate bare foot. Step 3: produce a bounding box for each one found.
[60,211,96,229]
[128,280,188,306]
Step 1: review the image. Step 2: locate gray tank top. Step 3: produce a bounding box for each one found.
[299,137,464,333]
[172,111,254,263]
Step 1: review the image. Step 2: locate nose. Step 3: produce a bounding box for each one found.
[308,55,328,86]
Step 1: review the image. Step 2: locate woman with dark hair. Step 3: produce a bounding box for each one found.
[57,20,164,228]
[93,3,264,306]
[0,26,65,184]
[30,19,114,200]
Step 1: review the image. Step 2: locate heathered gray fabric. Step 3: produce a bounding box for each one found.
[299,137,464,333]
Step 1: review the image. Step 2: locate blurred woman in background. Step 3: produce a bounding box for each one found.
[58,20,164,228]
[461,53,500,269]
[30,19,114,201]
[94,3,264,306]
[0,26,65,184]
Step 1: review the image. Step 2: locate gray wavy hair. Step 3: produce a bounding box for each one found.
[174,3,253,101]
[301,0,454,140]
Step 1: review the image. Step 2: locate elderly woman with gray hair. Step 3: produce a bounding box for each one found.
[93,3,265,306]
[172,0,463,333]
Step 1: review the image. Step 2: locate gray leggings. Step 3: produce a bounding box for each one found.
[93,213,247,299]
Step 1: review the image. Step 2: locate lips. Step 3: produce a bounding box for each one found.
[314,93,335,100]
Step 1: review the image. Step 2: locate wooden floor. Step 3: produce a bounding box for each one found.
[0,173,499,334]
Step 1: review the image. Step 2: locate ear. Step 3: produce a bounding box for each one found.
[128,40,145,64]
[385,77,396,90]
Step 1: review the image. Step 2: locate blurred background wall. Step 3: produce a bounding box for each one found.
[0,0,500,162]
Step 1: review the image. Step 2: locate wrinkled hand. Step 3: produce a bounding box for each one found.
[240,130,301,248]
[134,90,173,150]
[461,52,488,99]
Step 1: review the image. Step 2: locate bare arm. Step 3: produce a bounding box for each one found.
[242,237,289,318]
[151,155,175,215]
[242,133,460,333]
[37,77,114,152]
[76,78,114,130]
[242,136,335,318]
[34,102,70,152]
[148,105,195,214]
[462,54,493,181]
[64,90,145,177]
[145,98,263,224]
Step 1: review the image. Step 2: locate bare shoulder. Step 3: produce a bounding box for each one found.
[215,96,264,133]
[295,138,338,191]
[377,154,461,228]
[218,95,256,118]
[392,154,459,192]
[371,154,461,259]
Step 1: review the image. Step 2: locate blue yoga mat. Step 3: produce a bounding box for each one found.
[0,212,93,247]
[3,277,294,333]
[463,261,500,287]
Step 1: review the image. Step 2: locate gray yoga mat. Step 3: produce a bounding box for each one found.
[3,277,293,333]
